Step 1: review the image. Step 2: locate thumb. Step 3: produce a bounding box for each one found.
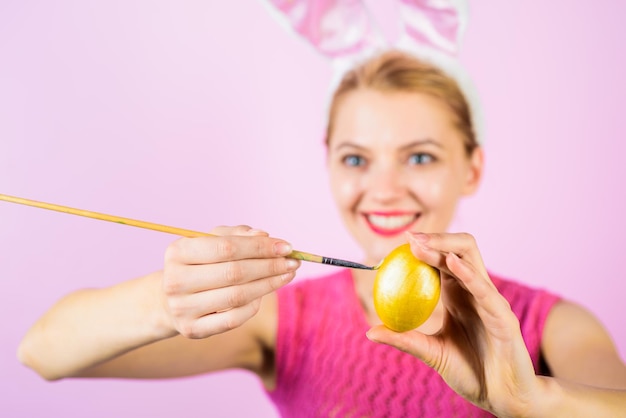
[367,325,439,367]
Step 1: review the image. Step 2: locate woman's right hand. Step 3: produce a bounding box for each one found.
[162,225,300,339]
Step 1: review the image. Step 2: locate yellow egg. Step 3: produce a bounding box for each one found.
[373,243,440,332]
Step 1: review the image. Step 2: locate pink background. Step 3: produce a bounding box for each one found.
[1,1,625,416]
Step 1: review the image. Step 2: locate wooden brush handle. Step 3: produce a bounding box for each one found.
[0,193,324,263]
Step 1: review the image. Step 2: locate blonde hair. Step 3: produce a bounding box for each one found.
[326,50,478,156]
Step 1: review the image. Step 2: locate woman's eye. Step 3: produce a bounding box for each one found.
[408,153,434,165]
[342,155,366,167]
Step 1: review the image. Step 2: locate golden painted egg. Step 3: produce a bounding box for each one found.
[373,244,440,332]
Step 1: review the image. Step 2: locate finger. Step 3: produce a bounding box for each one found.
[170,271,296,320]
[445,252,514,328]
[245,229,270,237]
[408,233,501,316]
[366,325,442,370]
[209,225,269,237]
[178,299,262,339]
[408,235,450,275]
[165,235,293,265]
[408,232,490,282]
[409,232,484,266]
[164,257,301,294]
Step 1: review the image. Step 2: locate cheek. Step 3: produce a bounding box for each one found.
[411,170,463,209]
[329,168,360,209]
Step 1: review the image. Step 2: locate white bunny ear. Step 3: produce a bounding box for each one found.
[260,0,388,90]
[395,0,484,144]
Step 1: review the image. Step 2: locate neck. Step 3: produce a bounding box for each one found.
[351,268,379,318]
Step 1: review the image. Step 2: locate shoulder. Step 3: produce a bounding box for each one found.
[489,273,626,387]
[542,299,626,387]
[544,300,608,338]
[489,271,561,321]
[543,300,616,353]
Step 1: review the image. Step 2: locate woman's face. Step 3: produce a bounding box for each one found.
[327,88,483,264]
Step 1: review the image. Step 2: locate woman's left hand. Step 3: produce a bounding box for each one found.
[366,232,543,417]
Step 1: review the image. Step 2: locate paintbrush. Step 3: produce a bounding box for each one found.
[0,193,379,270]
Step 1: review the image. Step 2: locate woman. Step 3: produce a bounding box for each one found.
[18,51,626,416]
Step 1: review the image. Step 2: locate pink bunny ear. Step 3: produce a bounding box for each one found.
[397,0,468,56]
[261,0,387,94]
[395,0,485,144]
[261,0,386,58]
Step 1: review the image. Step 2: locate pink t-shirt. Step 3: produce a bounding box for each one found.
[266,269,560,417]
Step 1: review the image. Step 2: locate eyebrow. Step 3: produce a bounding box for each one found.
[333,142,367,152]
[333,138,443,152]
[400,139,443,151]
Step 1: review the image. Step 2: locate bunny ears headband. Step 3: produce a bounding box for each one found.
[261,0,484,144]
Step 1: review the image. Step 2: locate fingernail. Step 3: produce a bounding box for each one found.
[274,242,293,256]
[281,271,295,283]
[411,232,429,243]
[408,232,430,249]
[448,252,460,261]
[286,259,300,270]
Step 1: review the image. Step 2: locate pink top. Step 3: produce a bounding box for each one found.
[266,269,560,417]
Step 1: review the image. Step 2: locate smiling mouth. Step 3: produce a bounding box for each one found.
[364,213,420,236]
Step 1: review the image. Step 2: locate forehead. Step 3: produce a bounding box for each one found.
[329,89,459,147]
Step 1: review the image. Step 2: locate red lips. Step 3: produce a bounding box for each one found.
[363,212,419,236]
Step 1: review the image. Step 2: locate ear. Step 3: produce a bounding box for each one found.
[462,147,484,196]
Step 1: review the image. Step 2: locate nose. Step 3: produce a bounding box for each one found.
[365,163,407,202]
